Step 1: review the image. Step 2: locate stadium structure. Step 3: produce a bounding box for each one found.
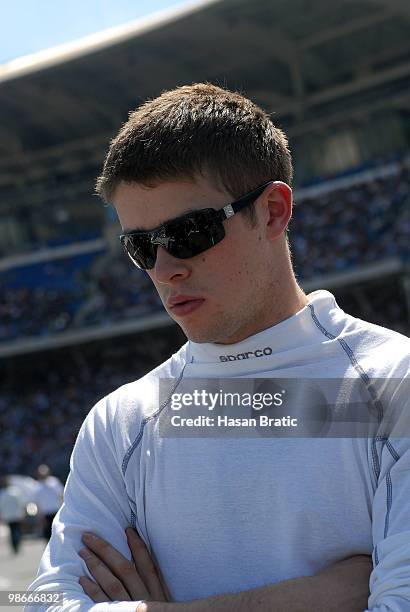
[0,0,409,480]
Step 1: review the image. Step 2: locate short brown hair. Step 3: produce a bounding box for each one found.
[96,82,293,226]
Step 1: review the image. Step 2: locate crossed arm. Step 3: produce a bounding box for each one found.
[30,397,402,611]
[78,527,372,612]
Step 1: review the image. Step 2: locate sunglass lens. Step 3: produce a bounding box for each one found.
[123,235,157,270]
[167,213,225,258]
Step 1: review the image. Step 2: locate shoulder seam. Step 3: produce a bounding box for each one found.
[121,359,188,475]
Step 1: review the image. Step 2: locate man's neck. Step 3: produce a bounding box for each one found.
[215,281,309,346]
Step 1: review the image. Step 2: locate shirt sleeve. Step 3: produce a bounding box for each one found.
[365,375,410,610]
[24,395,144,612]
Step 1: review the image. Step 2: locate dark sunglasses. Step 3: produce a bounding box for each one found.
[119,180,274,270]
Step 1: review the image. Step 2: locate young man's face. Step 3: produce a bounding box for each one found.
[113,175,288,344]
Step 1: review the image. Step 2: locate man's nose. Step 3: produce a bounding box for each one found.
[152,246,191,283]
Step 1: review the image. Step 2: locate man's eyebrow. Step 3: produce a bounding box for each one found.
[123,207,199,233]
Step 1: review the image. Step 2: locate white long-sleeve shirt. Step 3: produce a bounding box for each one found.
[35,476,64,514]
[0,485,26,522]
[26,290,410,611]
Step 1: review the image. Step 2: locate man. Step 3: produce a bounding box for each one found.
[0,475,26,554]
[34,464,64,541]
[26,83,409,610]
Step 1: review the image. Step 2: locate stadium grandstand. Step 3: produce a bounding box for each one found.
[0,0,409,481]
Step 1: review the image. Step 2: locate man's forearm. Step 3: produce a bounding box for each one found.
[141,555,372,612]
[143,575,314,612]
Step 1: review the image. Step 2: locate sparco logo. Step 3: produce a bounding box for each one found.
[219,347,273,362]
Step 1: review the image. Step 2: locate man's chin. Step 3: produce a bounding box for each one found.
[181,325,232,345]
[184,331,214,344]
[176,323,213,344]
[169,310,233,344]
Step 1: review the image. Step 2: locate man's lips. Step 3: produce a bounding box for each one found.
[166,295,204,307]
[167,296,205,316]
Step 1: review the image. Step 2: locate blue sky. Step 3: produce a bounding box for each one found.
[0,0,188,63]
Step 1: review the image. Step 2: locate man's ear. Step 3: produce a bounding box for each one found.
[264,181,292,239]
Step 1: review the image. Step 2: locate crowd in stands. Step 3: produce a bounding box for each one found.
[0,256,164,342]
[0,325,185,482]
[0,160,409,344]
[290,161,409,278]
[0,286,80,341]
[336,279,409,337]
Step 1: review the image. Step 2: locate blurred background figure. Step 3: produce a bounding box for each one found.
[0,475,26,554]
[34,465,64,541]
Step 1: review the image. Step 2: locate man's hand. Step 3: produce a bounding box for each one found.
[79,528,372,612]
[78,527,171,605]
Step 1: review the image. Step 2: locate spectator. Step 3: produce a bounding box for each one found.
[34,464,64,541]
[0,475,26,554]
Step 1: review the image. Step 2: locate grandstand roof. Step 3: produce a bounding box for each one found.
[1,0,409,167]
